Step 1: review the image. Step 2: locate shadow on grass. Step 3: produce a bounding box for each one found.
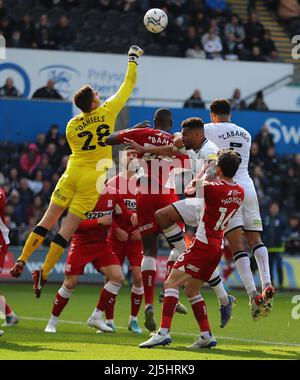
[0,341,76,353]
[161,345,300,360]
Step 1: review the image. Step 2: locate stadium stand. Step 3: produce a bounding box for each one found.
[0,0,282,62]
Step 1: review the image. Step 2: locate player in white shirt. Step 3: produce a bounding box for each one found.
[126,117,237,328]
[204,99,275,320]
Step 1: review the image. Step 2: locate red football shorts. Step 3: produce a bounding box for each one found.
[65,241,120,276]
[172,238,222,282]
[136,190,181,236]
[0,235,8,272]
[111,240,143,267]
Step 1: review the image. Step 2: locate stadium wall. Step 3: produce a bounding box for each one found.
[1,99,300,154]
[1,48,295,109]
[0,247,299,290]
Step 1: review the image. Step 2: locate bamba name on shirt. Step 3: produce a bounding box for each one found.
[218,130,250,142]
[75,115,105,132]
[148,136,173,145]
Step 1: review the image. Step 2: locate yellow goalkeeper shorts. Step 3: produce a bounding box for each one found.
[51,166,107,219]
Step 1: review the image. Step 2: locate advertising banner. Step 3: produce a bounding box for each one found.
[129,107,300,154]
[1,247,299,290]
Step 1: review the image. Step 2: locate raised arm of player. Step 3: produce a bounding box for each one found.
[103,46,144,116]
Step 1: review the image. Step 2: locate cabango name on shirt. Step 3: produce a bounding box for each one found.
[218,130,250,142]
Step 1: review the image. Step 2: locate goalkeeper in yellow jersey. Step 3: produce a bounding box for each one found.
[10,46,144,298]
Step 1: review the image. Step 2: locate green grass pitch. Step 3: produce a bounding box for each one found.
[0,284,299,360]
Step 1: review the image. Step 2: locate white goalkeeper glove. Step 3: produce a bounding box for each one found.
[128,45,144,64]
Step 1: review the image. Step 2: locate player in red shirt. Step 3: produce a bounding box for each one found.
[0,188,19,336]
[104,147,144,334]
[140,149,244,349]
[44,185,137,334]
[106,109,189,332]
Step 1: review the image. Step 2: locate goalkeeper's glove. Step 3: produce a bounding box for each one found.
[128,45,144,64]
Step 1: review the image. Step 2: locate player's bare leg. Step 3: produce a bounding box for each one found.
[244,230,274,316]
[10,202,65,278]
[33,211,83,298]
[226,228,265,320]
[88,265,124,333]
[156,206,231,318]
[128,266,143,334]
[141,233,158,332]
[45,275,79,333]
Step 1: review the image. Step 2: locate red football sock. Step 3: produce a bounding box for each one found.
[189,295,211,332]
[105,300,115,320]
[161,288,179,330]
[52,294,70,317]
[141,257,157,307]
[5,303,12,316]
[131,286,144,317]
[97,282,121,312]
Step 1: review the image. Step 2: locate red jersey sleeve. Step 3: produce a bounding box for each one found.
[118,127,153,144]
[76,219,100,232]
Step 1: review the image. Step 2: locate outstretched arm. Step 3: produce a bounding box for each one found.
[103,46,143,116]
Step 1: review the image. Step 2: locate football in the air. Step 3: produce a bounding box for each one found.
[144,8,168,34]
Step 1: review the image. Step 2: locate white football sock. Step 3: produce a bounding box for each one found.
[208,269,229,306]
[234,252,257,298]
[92,308,103,320]
[253,244,272,290]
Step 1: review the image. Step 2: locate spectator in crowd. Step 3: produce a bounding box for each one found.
[7,189,27,225]
[35,14,55,50]
[248,45,266,62]
[202,27,223,59]
[260,30,277,59]
[9,30,23,48]
[245,11,265,49]
[225,14,245,49]
[0,16,12,40]
[254,124,275,155]
[191,11,209,34]
[28,170,44,195]
[252,165,270,206]
[262,201,285,289]
[185,44,206,58]
[54,16,73,51]
[36,154,54,181]
[0,78,21,98]
[182,26,202,52]
[223,32,240,60]
[32,80,64,100]
[36,133,47,153]
[248,91,269,111]
[284,215,300,255]
[46,124,60,145]
[19,178,34,209]
[46,143,63,167]
[19,144,41,177]
[0,0,6,19]
[281,166,298,210]
[57,135,71,158]
[184,89,205,108]
[229,88,246,110]
[19,14,37,49]
[8,168,20,192]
